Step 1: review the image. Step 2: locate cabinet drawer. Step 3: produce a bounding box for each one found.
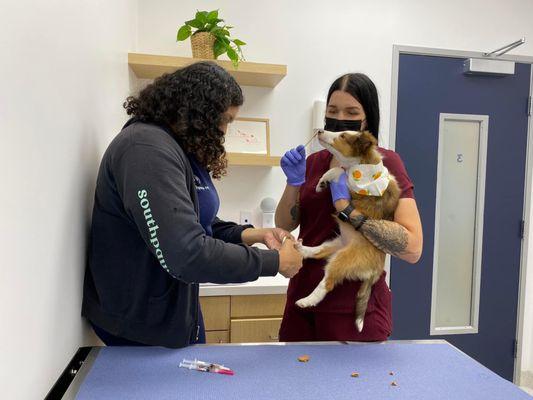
[231,294,286,318]
[205,330,229,344]
[199,296,230,331]
[230,318,282,343]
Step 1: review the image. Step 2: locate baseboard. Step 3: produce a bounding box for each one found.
[521,370,533,389]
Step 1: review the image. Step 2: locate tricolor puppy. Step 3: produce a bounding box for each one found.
[295,129,400,332]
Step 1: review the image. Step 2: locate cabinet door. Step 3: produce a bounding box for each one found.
[230,318,282,343]
[231,295,286,318]
[205,330,230,344]
[199,296,230,331]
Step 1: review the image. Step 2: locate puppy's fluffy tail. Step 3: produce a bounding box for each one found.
[355,280,372,332]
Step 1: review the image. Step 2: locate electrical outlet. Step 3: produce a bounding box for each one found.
[240,211,252,225]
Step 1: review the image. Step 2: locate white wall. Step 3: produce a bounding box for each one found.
[137,0,533,375]
[0,1,136,398]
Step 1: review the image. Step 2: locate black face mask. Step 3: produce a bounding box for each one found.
[324,117,364,132]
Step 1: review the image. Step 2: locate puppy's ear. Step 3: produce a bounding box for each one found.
[355,131,377,155]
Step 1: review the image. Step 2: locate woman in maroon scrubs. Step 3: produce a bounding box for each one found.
[276,73,423,341]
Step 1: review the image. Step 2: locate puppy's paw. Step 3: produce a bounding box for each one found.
[295,242,321,259]
[355,317,364,332]
[296,297,316,308]
[315,180,328,193]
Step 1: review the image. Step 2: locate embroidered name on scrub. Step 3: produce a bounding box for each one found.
[347,161,391,196]
[193,175,210,191]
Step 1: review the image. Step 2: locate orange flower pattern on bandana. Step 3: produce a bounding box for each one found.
[347,161,390,197]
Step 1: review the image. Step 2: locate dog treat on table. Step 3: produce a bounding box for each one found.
[297,355,310,362]
[391,381,398,386]
[350,372,360,378]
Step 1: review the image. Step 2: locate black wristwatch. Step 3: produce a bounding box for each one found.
[350,214,368,231]
[337,204,355,222]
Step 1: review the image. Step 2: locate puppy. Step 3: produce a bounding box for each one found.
[295,129,400,332]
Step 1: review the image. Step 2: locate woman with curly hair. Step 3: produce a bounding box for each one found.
[82,62,303,347]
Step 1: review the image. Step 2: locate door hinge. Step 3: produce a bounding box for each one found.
[513,339,518,359]
[520,220,525,239]
[528,96,532,116]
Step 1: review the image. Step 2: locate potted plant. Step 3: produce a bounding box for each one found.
[176,10,246,67]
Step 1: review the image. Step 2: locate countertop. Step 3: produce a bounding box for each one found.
[199,274,289,296]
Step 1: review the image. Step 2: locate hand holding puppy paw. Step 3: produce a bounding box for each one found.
[263,228,294,250]
[278,237,303,278]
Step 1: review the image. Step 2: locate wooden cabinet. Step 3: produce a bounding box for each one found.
[230,318,282,343]
[231,294,286,318]
[199,296,230,331]
[205,330,230,344]
[200,294,286,344]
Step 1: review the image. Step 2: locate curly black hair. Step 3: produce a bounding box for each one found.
[124,62,244,179]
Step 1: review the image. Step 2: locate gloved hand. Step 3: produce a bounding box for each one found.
[330,172,351,203]
[280,145,306,186]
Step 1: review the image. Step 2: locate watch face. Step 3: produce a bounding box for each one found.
[339,205,353,222]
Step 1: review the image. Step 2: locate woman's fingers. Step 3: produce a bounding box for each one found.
[290,148,303,162]
[285,150,298,165]
[282,146,305,166]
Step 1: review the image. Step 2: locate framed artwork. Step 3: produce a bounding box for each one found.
[225,117,270,155]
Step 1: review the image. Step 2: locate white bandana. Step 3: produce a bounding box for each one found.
[347,161,390,197]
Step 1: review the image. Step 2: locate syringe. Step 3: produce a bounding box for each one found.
[179,358,234,375]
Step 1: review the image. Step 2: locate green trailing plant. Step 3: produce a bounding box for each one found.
[177,10,246,67]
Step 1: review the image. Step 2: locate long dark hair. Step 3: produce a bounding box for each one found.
[123,62,244,179]
[326,73,380,140]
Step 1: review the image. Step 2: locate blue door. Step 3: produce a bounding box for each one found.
[391,53,531,381]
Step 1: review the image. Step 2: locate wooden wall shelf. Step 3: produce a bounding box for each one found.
[226,153,281,167]
[128,53,287,88]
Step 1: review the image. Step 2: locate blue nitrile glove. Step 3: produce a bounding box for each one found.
[330,172,351,203]
[280,145,306,186]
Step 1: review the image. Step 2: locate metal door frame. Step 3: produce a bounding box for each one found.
[389,44,533,384]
